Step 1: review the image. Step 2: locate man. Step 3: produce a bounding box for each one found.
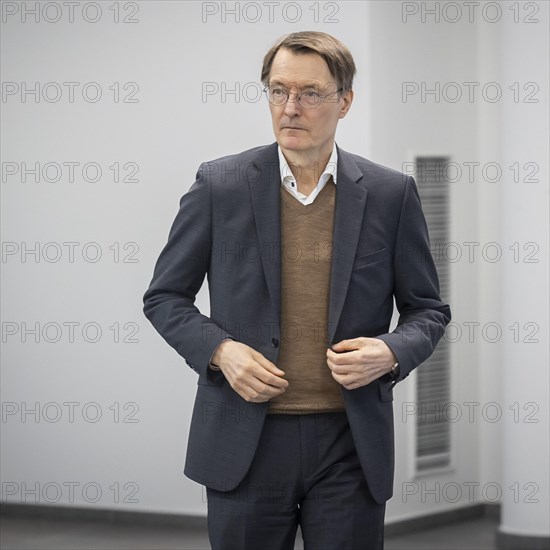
[143,31,451,550]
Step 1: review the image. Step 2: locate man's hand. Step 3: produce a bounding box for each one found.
[210,340,288,403]
[326,337,397,390]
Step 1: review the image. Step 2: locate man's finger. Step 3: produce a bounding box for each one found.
[256,368,289,389]
[256,354,286,376]
[251,356,288,388]
[332,337,365,350]
[327,347,359,364]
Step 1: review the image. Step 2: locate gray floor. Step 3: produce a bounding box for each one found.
[0,513,498,550]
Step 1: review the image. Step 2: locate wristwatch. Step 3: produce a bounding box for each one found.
[389,361,400,379]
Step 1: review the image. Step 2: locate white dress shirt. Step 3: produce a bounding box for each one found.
[278,142,338,205]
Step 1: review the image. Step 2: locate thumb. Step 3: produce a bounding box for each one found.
[332,339,357,350]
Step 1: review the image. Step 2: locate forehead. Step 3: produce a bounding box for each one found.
[268,48,332,87]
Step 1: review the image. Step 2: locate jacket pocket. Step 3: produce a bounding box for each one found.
[197,369,225,386]
[352,247,388,270]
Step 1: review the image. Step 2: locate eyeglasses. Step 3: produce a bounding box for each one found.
[263,85,344,109]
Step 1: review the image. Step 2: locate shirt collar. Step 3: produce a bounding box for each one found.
[278,142,338,187]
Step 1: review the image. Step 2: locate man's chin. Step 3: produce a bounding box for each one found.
[277,135,309,151]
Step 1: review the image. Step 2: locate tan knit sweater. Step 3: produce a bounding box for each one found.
[267,177,346,414]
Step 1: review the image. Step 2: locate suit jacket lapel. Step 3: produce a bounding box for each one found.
[328,145,368,345]
[249,142,282,325]
[249,142,368,348]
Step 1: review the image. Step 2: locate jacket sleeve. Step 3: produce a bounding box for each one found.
[375,175,451,387]
[142,163,233,382]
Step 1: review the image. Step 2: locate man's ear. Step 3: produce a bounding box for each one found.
[339,89,354,118]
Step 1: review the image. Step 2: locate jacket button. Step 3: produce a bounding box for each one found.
[271,338,279,347]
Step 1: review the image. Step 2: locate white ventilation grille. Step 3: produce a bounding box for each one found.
[413,156,452,472]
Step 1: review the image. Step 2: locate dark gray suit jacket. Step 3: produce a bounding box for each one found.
[143,141,451,504]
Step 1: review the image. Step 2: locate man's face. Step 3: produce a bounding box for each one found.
[267,47,353,155]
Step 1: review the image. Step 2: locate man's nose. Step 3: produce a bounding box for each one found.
[283,92,302,117]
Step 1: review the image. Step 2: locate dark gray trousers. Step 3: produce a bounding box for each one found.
[206,411,386,550]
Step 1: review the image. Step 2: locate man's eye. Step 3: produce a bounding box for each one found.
[304,91,320,98]
[272,88,285,96]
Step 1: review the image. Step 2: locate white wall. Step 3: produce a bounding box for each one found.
[2,0,548,525]
[496,2,549,536]
[1,0,370,518]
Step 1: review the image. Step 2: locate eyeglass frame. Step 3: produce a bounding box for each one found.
[262,83,344,109]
